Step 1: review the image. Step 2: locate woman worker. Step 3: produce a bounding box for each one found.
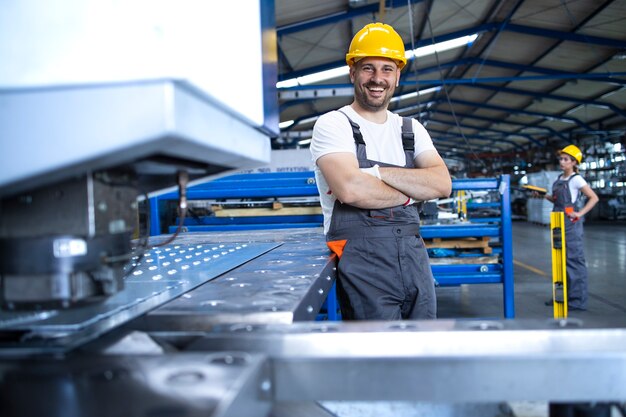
[542,145,599,311]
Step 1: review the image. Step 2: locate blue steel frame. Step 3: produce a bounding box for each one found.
[425,175,514,318]
[148,171,322,236]
[149,172,514,319]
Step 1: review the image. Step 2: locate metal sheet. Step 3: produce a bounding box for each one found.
[319,402,509,417]
[0,352,272,417]
[0,241,279,355]
[175,319,626,403]
[139,228,335,329]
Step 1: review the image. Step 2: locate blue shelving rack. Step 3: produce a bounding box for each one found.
[424,176,515,318]
[148,171,322,236]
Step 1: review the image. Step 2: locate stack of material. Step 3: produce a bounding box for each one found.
[425,236,498,265]
[424,236,492,254]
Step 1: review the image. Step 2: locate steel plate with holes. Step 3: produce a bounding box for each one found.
[0,241,280,355]
[138,228,336,331]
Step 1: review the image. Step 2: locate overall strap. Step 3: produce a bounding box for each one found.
[401,117,416,168]
[401,117,414,151]
[338,110,415,152]
[566,173,582,206]
[337,110,365,146]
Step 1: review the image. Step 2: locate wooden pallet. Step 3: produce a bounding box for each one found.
[424,236,492,254]
[211,205,322,217]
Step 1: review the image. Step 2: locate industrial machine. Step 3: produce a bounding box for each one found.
[1,2,625,417]
[0,0,276,310]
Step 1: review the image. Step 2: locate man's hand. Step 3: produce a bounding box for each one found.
[378,150,452,201]
[360,164,381,179]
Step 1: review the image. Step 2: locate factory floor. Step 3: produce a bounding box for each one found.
[436,219,626,323]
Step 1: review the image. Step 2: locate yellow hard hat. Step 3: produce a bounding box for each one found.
[560,144,583,164]
[346,23,407,69]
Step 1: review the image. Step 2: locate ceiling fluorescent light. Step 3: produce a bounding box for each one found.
[277,34,478,89]
[298,115,320,125]
[280,116,319,130]
[407,34,478,59]
[277,67,350,88]
[279,120,295,129]
[277,78,299,89]
[391,86,441,103]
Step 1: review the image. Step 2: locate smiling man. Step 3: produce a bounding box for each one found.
[310,23,452,321]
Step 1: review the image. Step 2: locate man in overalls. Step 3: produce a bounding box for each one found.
[310,23,452,320]
[544,145,599,311]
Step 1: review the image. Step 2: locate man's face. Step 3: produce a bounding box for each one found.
[350,57,400,112]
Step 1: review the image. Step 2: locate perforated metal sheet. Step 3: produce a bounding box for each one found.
[0,240,279,355]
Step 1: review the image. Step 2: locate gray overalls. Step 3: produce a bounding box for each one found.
[326,112,437,320]
[552,173,587,310]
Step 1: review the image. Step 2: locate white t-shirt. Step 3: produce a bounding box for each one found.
[554,173,588,204]
[310,105,437,234]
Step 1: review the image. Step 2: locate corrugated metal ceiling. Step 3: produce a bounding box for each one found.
[274,0,626,169]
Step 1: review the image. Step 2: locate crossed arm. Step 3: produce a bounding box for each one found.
[316,150,452,209]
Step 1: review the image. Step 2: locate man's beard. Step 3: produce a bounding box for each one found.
[354,82,394,112]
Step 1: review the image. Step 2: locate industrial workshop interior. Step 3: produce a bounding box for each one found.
[1,1,625,416]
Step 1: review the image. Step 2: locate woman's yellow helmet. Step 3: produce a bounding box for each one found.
[560,144,583,164]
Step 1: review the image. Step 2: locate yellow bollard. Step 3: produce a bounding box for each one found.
[550,212,568,318]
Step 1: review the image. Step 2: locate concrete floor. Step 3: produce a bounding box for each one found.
[436,219,626,323]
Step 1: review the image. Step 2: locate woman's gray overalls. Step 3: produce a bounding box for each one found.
[325,112,437,320]
[552,173,588,310]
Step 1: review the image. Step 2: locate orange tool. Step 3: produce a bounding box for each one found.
[564,207,579,222]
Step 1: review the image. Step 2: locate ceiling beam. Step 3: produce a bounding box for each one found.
[505,23,626,49]
[276,0,426,36]
[408,72,626,85]
[404,58,626,87]
[420,109,568,141]
[431,140,506,156]
[440,98,592,131]
[427,118,542,147]
[428,129,512,151]
[468,84,626,119]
